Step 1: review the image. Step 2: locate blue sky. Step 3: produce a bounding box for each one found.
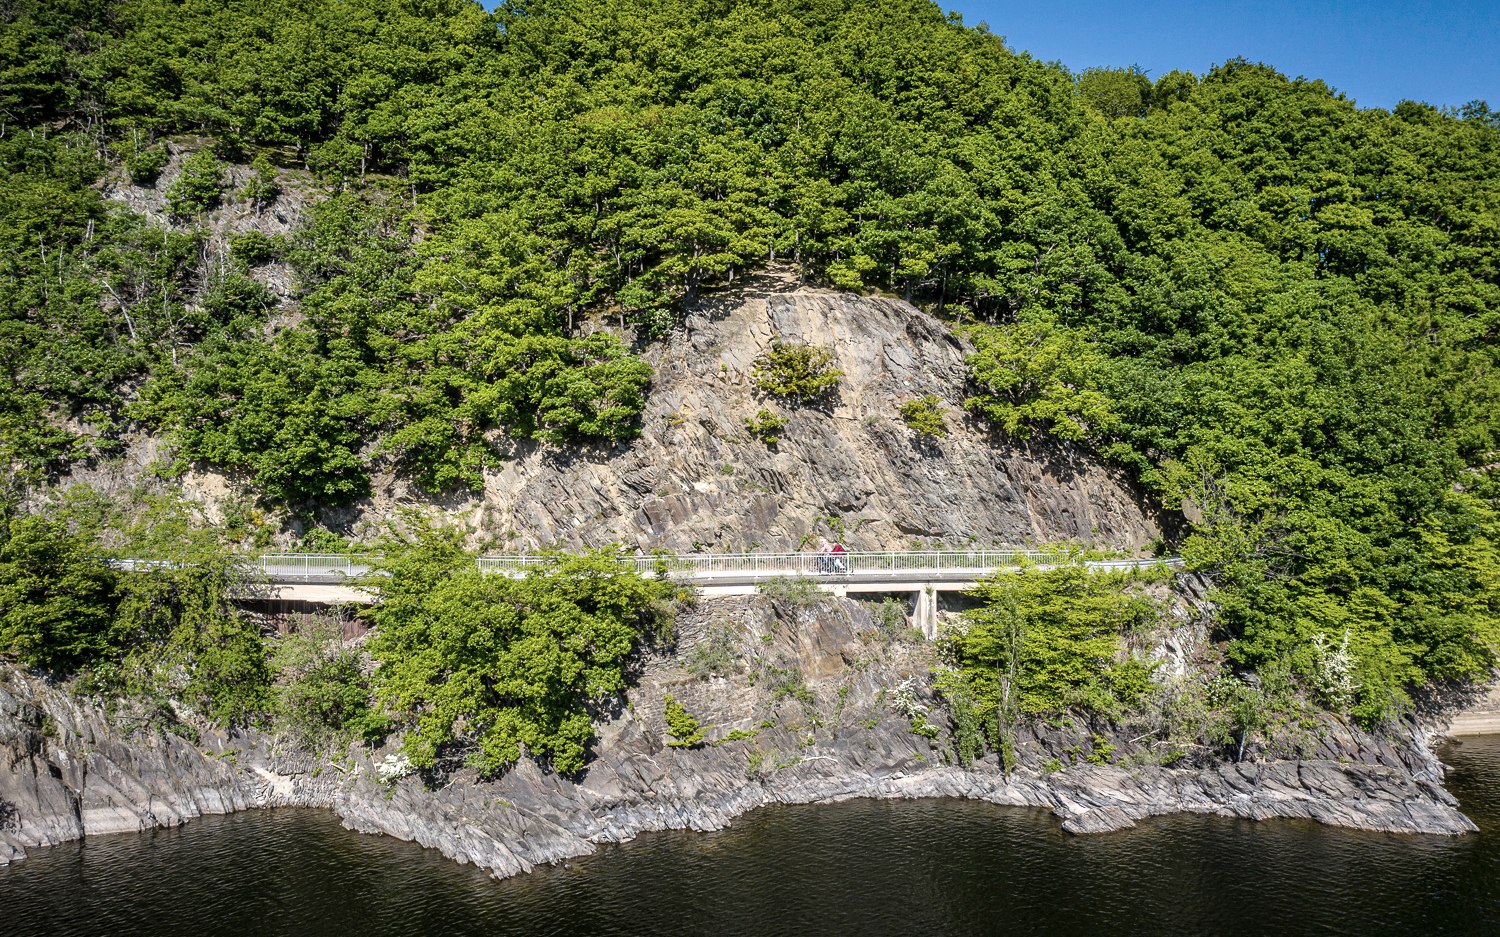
[949,0,1499,111]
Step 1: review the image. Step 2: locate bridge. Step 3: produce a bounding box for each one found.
[235,550,1184,638]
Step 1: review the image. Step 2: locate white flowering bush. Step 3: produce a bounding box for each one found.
[1310,630,1360,713]
[376,753,414,785]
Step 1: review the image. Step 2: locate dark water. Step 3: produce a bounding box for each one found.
[8,739,1500,936]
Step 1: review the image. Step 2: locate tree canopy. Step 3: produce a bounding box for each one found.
[3,0,1499,726]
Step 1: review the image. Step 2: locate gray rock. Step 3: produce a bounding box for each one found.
[0,593,1478,876]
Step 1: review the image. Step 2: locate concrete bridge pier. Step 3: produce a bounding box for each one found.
[914,586,938,640]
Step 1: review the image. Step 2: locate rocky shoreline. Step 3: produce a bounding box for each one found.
[1,592,1479,876]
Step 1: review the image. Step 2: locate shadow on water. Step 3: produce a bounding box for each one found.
[8,738,1500,937]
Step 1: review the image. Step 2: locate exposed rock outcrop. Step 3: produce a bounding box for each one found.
[0,591,1475,874]
[0,670,337,866]
[452,275,1160,552]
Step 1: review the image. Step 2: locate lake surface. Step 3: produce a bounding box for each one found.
[7,738,1500,936]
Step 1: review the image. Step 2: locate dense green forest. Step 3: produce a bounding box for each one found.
[3,0,1500,750]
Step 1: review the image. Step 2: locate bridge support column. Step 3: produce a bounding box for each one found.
[914,586,938,640]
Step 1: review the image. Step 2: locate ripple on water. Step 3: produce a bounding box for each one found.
[7,739,1500,937]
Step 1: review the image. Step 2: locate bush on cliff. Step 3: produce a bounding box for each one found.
[938,566,1163,765]
[367,533,674,777]
[751,340,843,406]
[0,513,121,673]
[273,620,388,750]
[0,495,272,728]
[662,693,707,748]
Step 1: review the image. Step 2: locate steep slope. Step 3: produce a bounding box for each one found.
[406,274,1160,552]
[2,593,1472,873]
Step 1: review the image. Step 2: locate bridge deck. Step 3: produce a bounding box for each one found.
[243,551,1180,585]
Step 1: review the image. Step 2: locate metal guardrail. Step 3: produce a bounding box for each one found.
[242,550,1181,583]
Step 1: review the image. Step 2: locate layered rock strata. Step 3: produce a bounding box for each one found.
[1,593,1474,874]
[457,276,1160,552]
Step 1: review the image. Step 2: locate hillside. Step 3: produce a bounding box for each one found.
[2,0,1500,820]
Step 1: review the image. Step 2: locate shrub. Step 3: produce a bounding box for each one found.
[865,596,920,643]
[751,339,842,405]
[367,540,674,777]
[685,622,741,679]
[663,693,707,747]
[123,137,171,186]
[239,155,280,209]
[757,575,824,607]
[744,408,788,445]
[479,332,652,446]
[201,270,276,324]
[0,514,121,672]
[273,619,387,749]
[962,318,1114,441]
[229,229,283,266]
[898,395,948,438]
[761,662,815,708]
[165,150,225,216]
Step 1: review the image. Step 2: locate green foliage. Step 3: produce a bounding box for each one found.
[0,494,271,727]
[273,621,387,750]
[1076,67,1152,119]
[107,500,272,727]
[4,0,1500,728]
[963,319,1114,442]
[367,534,673,777]
[939,567,1161,759]
[1086,733,1115,765]
[684,622,742,679]
[481,333,653,446]
[0,514,120,672]
[760,661,816,709]
[898,395,948,439]
[663,692,706,747]
[757,575,825,607]
[228,230,282,266]
[751,340,842,406]
[122,137,170,186]
[743,408,788,445]
[165,151,225,217]
[931,667,985,766]
[239,155,280,209]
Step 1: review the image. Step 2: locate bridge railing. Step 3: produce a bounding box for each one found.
[255,554,371,581]
[119,550,1181,584]
[245,549,1178,583]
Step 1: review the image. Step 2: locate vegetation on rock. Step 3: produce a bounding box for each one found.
[364,531,675,776]
[1,0,1498,740]
[938,566,1163,766]
[743,408,789,445]
[663,693,707,747]
[751,340,844,406]
[897,395,949,439]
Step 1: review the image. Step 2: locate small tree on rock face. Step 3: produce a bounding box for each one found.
[663,692,707,747]
[165,150,225,217]
[898,395,948,438]
[962,319,1114,442]
[123,130,170,186]
[240,155,280,213]
[744,408,788,445]
[751,339,842,406]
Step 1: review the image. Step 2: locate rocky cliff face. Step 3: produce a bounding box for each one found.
[0,591,1473,873]
[385,274,1159,553]
[67,148,1156,554]
[0,669,338,866]
[61,269,1160,554]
